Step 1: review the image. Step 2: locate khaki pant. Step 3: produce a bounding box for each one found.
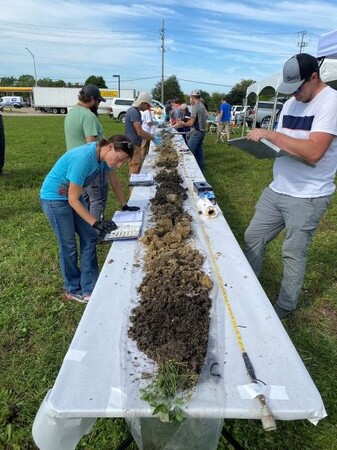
[244,187,333,311]
[141,139,151,160]
[129,144,142,175]
[217,121,230,134]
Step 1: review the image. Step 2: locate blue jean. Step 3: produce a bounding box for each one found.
[40,198,99,295]
[244,187,332,311]
[188,131,205,173]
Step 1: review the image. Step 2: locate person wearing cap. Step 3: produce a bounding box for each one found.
[216,97,231,144]
[244,53,337,319]
[65,84,106,150]
[174,90,207,173]
[124,92,161,174]
[64,85,135,221]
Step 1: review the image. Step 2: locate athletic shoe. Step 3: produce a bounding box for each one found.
[65,292,88,304]
[82,294,91,302]
[273,304,291,319]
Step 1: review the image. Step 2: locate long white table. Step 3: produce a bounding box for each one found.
[33,135,326,450]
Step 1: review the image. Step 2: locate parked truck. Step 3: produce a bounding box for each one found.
[32,87,135,114]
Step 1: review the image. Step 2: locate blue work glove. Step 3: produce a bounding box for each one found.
[122,204,140,212]
[93,220,117,241]
[153,135,162,146]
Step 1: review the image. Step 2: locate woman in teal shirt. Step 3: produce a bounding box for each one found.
[40,135,135,303]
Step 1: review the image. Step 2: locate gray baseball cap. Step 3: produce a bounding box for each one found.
[190,89,201,97]
[133,92,153,107]
[278,53,319,95]
[79,84,106,102]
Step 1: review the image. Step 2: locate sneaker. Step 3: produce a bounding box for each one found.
[82,294,91,302]
[273,304,291,319]
[65,292,88,304]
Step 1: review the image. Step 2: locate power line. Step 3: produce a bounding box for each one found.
[178,78,233,88]
[0,19,158,36]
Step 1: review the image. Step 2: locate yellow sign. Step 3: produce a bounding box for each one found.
[100,90,118,98]
[0,87,33,92]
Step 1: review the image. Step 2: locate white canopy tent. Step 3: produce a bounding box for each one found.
[246,72,283,99]
[246,59,337,99]
[317,29,337,59]
[243,53,337,130]
[246,29,337,100]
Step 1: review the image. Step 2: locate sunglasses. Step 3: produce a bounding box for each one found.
[115,141,134,151]
[293,77,310,95]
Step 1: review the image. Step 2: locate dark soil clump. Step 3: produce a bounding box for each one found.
[128,138,213,383]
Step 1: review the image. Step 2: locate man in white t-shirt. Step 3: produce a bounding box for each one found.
[245,53,337,319]
[141,103,157,160]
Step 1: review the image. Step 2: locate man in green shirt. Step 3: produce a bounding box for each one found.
[64,85,127,220]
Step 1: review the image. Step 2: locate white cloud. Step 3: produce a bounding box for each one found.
[1,0,336,94]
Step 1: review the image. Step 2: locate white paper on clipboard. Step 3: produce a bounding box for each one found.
[103,210,144,241]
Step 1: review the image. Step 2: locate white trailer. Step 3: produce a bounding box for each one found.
[33,87,81,114]
[32,87,136,114]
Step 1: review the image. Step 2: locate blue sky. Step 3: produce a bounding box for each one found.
[1,0,337,95]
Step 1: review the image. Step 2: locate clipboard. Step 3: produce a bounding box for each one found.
[103,210,144,241]
[129,173,154,186]
[228,137,315,167]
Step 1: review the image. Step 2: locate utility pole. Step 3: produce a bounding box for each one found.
[160,20,165,104]
[25,47,37,86]
[297,31,308,53]
[113,74,120,97]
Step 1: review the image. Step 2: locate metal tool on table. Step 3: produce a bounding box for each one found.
[190,176,276,431]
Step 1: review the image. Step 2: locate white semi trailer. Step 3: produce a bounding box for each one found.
[32,87,135,114]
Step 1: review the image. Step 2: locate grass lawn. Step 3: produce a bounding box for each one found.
[0,116,336,449]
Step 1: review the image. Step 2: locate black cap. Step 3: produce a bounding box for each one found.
[278,53,319,94]
[79,84,106,102]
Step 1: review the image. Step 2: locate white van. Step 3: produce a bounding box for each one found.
[0,96,26,108]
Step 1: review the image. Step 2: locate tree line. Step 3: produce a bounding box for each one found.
[151,75,255,112]
[0,74,107,89]
[0,74,255,112]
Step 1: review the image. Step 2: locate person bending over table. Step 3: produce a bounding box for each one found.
[40,135,138,304]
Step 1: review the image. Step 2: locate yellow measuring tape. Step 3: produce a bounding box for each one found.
[179,150,277,431]
[180,155,246,353]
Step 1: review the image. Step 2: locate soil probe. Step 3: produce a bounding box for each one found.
[181,154,277,432]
